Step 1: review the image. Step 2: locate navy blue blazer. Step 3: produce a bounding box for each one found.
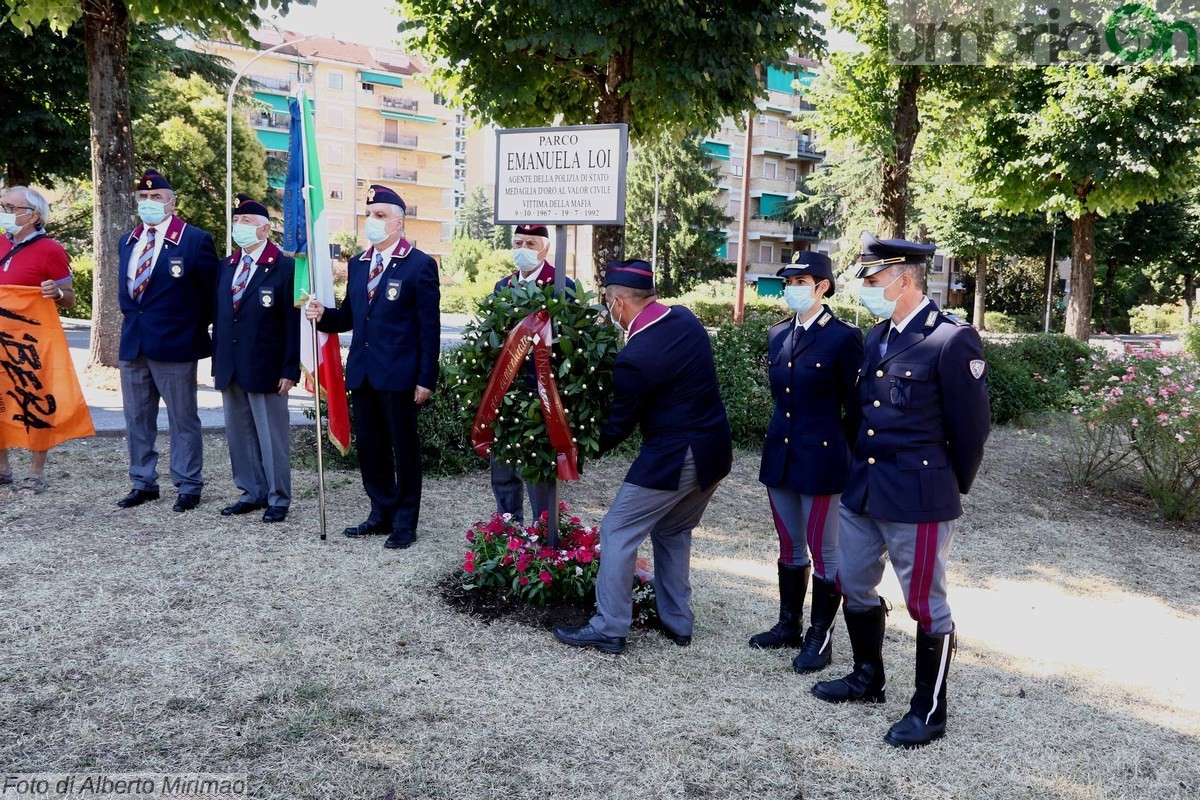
[841,301,991,523]
[211,241,301,394]
[117,216,219,362]
[759,306,864,495]
[493,260,577,295]
[600,305,733,491]
[316,240,440,392]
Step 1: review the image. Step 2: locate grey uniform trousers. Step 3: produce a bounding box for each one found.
[490,454,553,525]
[589,450,720,639]
[119,355,203,494]
[837,503,957,635]
[221,381,292,508]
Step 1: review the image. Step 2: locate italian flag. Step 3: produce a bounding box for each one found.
[286,92,351,455]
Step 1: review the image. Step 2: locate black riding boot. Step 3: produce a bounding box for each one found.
[810,599,887,703]
[792,575,842,673]
[885,627,956,748]
[748,563,809,649]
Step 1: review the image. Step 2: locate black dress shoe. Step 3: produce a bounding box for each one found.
[553,623,626,654]
[343,520,387,538]
[262,506,288,523]
[172,493,201,512]
[384,528,416,549]
[116,488,160,508]
[649,617,692,646]
[221,501,266,516]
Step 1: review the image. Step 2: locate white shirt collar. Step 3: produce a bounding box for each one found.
[374,239,401,263]
[240,241,267,267]
[794,305,825,331]
[890,296,930,336]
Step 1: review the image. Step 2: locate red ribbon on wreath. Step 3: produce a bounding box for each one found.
[470,309,580,481]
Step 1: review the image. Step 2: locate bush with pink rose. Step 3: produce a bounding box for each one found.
[1068,348,1200,521]
[460,503,659,623]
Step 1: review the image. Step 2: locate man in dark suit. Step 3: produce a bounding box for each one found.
[752,251,864,676]
[212,194,299,523]
[304,184,440,550]
[116,169,220,512]
[811,232,990,749]
[554,260,733,654]
[488,223,577,525]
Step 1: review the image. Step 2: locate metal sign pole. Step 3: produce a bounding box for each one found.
[547,224,569,548]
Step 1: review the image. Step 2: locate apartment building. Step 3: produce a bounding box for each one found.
[701,55,831,278]
[200,29,468,262]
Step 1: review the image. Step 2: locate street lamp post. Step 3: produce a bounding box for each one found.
[651,151,661,273]
[225,34,318,255]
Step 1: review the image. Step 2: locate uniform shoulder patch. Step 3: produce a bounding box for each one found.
[969,359,986,379]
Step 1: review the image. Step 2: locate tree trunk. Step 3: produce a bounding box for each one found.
[1102,257,1118,334]
[1185,270,1195,324]
[591,45,634,300]
[1065,211,1098,341]
[84,0,135,368]
[972,253,987,331]
[877,67,922,239]
[6,164,27,186]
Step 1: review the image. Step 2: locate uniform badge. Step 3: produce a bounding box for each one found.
[367,187,376,202]
[925,310,938,327]
[385,279,401,301]
[259,288,274,308]
[817,312,831,327]
[970,359,986,379]
[168,258,184,278]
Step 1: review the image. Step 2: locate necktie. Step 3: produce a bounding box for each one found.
[231,255,253,311]
[367,253,385,302]
[130,227,157,302]
[880,326,900,358]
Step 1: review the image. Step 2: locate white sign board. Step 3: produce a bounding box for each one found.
[494,124,628,226]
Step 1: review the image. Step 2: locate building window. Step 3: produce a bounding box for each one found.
[434,92,446,105]
[931,254,945,273]
[781,248,793,263]
[328,107,344,128]
[759,243,774,263]
[732,165,744,178]
[356,179,367,189]
[328,72,344,90]
[761,117,780,137]
[784,166,797,182]
[727,241,739,262]
[328,180,344,200]
[728,198,741,218]
[763,159,778,179]
[361,82,375,94]
[328,144,344,165]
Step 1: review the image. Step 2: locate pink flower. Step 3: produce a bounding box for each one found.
[576,549,595,564]
[507,536,521,552]
[1176,433,1186,443]
[516,553,532,573]
[1131,418,1140,427]
[539,570,553,585]
[463,553,476,574]
[519,575,530,586]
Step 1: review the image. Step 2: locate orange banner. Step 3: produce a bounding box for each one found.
[0,286,95,451]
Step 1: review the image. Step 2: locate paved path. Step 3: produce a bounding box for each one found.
[64,315,470,435]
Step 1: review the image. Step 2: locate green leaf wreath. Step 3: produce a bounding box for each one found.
[448,282,621,485]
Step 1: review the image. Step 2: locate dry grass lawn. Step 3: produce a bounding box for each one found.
[1,426,1198,800]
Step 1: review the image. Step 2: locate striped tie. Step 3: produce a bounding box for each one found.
[129,227,156,302]
[366,253,385,302]
[231,255,253,311]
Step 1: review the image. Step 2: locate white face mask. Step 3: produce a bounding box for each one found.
[513,247,541,274]
[607,299,625,333]
[0,212,21,235]
[784,284,817,316]
[231,222,263,249]
[364,216,395,245]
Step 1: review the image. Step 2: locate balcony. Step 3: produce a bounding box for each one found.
[747,216,794,239]
[252,113,289,130]
[379,167,418,182]
[796,141,825,160]
[380,94,419,113]
[793,225,820,242]
[250,75,292,93]
[380,133,419,149]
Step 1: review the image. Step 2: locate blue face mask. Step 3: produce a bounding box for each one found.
[859,274,902,318]
[784,284,817,316]
[513,247,541,273]
[137,199,168,226]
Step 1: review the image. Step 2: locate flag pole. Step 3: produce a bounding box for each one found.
[296,89,329,541]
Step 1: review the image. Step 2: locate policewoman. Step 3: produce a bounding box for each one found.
[811,232,990,749]
[488,223,576,525]
[212,194,300,523]
[305,184,440,551]
[116,169,220,512]
[752,251,863,675]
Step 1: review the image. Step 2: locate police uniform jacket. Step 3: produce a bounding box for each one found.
[599,305,733,491]
[841,301,990,523]
[212,240,301,394]
[316,241,440,392]
[493,260,577,295]
[759,305,864,495]
[118,216,219,362]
